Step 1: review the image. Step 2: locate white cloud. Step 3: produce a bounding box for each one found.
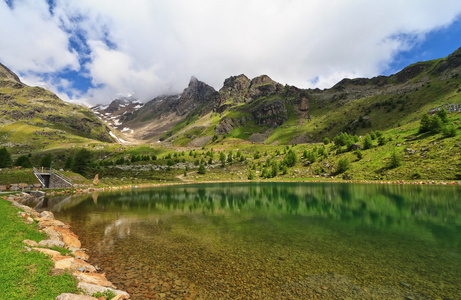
[1,0,461,105]
[0,0,79,74]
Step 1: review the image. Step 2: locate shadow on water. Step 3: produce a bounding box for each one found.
[40,182,461,299]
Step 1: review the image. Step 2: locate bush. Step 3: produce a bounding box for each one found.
[362,134,373,150]
[248,171,255,180]
[271,161,279,178]
[355,149,363,160]
[443,125,458,138]
[15,155,32,168]
[72,149,93,177]
[323,137,330,145]
[40,154,52,168]
[64,156,74,170]
[305,151,317,163]
[198,164,206,174]
[388,151,402,169]
[436,108,449,123]
[318,146,328,158]
[283,149,298,167]
[411,172,422,179]
[336,158,350,174]
[377,135,387,146]
[429,115,443,132]
[418,114,431,134]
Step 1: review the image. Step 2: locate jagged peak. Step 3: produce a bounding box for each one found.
[250,75,277,87]
[189,76,199,86]
[221,74,250,92]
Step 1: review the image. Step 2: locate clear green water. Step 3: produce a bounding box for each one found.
[44,182,461,299]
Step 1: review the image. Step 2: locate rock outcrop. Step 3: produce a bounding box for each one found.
[0,63,21,82]
[176,76,220,116]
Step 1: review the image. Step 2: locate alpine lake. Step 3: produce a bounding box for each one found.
[36,182,461,299]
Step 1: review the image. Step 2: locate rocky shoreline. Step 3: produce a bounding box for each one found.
[2,192,130,300]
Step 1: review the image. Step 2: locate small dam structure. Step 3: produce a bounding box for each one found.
[33,167,73,189]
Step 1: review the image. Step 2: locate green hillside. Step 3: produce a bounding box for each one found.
[0,65,116,153]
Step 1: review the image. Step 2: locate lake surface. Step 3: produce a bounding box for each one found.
[40,182,461,299]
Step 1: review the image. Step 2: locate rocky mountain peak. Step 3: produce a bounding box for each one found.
[176,76,219,116]
[249,75,277,87]
[221,74,250,91]
[247,74,284,101]
[0,63,21,83]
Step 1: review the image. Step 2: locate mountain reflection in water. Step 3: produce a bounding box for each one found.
[39,182,461,299]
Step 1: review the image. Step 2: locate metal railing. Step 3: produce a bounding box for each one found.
[32,167,46,187]
[51,169,72,186]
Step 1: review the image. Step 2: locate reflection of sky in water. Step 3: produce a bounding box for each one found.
[42,182,461,299]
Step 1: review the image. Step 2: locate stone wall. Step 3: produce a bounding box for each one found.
[49,173,72,189]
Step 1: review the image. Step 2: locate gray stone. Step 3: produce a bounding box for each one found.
[8,184,19,191]
[38,239,65,248]
[77,282,129,298]
[404,148,417,154]
[23,239,39,247]
[350,143,362,150]
[40,211,55,219]
[55,294,97,300]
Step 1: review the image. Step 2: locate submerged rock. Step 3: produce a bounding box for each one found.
[77,282,129,298]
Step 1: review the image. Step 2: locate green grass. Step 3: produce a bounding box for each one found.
[0,169,39,186]
[0,199,78,299]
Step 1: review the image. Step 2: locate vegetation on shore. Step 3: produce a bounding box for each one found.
[1,111,459,188]
[0,200,78,299]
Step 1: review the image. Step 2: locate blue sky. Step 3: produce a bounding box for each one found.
[384,17,461,75]
[1,0,461,105]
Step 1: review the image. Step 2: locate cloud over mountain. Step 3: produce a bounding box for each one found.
[1,0,461,105]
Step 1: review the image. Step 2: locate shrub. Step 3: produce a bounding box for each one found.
[436,108,449,123]
[323,137,330,145]
[355,149,363,160]
[248,171,255,180]
[318,146,328,158]
[40,154,52,168]
[388,151,402,169]
[336,158,350,174]
[377,135,387,146]
[15,155,32,168]
[305,151,317,163]
[411,172,422,179]
[418,114,431,134]
[64,156,74,170]
[281,165,288,175]
[429,115,443,132]
[271,161,279,178]
[198,164,206,174]
[283,149,298,167]
[72,149,92,177]
[443,125,458,138]
[363,134,373,150]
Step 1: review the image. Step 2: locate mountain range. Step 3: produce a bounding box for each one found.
[93,47,461,147]
[1,47,460,151]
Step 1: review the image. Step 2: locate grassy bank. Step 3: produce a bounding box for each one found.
[0,199,78,299]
